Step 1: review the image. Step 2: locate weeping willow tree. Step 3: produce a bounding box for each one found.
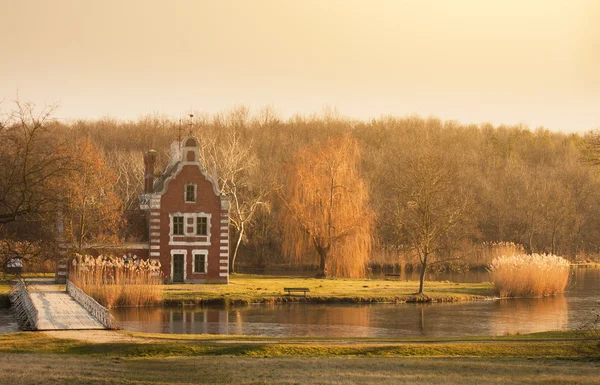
[281,134,372,278]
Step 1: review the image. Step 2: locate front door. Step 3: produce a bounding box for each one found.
[173,254,184,283]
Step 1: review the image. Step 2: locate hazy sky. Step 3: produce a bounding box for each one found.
[1,0,598,132]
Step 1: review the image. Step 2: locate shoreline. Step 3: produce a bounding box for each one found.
[160,293,489,308]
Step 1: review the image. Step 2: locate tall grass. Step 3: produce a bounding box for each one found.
[490,253,570,297]
[70,254,162,308]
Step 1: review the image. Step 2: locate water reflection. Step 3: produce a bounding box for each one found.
[489,296,568,335]
[110,268,600,338]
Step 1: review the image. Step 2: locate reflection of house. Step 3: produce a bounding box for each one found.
[133,137,230,283]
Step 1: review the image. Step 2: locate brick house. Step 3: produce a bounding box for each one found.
[137,136,230,283]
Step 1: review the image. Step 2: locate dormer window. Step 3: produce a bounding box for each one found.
[185,184,196,202]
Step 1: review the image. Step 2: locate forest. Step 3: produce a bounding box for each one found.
[2,101,600,276]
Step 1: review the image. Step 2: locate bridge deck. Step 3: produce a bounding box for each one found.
[26,279,104,330]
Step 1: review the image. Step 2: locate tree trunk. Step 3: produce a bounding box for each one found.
[316,247,329,278]
[527,231,534,254]
[230,223,244,274]
[418,253,428,294]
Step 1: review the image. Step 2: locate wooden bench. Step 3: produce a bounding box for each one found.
[384,274,401,280]
[284,287,310,297]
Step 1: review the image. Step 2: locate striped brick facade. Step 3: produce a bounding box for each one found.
[139,136,230,284]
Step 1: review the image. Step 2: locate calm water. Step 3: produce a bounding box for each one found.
[0,308,19,334]
[112,267,600,337]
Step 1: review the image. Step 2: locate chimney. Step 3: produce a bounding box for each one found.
[144,150,157,193]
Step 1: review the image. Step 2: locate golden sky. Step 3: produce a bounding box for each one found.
[1,0,598,132]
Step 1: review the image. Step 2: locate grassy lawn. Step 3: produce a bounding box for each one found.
[163,274,494,305]
[0,331,597,384]
[2,354,599,385]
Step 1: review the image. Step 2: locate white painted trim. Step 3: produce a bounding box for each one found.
[169,212,211,244]
[170,249,187,282]
[219,266,228,271]
[153,143,222,197]
[151,232,160,237]
[169,241,211,247]
[150,252,160,257]
[219,239,229,244]
[169,213,185,236]
[220,219,228,224]
[220,246,228,251]
[220,226,228,230]
[191,249,209,274]
[151,211,160,217]
[150,225,160,230]
[150,245,160,250]
[219,253,229,257]
[221,213,228,217]
[194,213,211,237]
[150,239,160,244]
[150,218,160,223]
[220,232,228,237]
[221,197,230,210]
[219,272,228,277]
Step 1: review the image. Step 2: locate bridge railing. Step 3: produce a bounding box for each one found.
[66,280,120,330]
[8,280,38,330]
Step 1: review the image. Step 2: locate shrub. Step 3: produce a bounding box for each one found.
[490,253,570,297]
[70,254,162,308]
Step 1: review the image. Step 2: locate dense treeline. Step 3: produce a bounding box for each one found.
[2,103,600,273]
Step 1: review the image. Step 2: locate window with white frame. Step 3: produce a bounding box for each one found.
[196,215,208,236]
[185,183,196,202]
[172,216,184,235]
[193,250,208,273]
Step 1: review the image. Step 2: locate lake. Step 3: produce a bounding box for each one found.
[111,267,600,337]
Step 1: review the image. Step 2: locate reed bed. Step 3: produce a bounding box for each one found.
[490,253,570,298]
[70,254,162,308]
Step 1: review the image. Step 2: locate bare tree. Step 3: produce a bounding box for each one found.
[198,117,276,273]
[280,134,372,278]
[103,149,145,211]
[0,100,70,227]
[392,147,472,294]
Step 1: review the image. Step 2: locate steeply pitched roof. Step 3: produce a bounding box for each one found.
[152,161,180,194]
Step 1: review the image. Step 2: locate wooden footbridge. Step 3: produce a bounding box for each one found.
[8,278,118,331]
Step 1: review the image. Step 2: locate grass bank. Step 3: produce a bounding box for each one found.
[0,331,598,385]
[162,274,493,306]
[0,330,595,358]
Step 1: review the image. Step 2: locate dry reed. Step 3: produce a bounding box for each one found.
[70,254,162,308]
[490,253,570,297]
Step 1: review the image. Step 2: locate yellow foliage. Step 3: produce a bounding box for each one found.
[282,134,372,278]
[490,254,570,297]
[70,254,162,308]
